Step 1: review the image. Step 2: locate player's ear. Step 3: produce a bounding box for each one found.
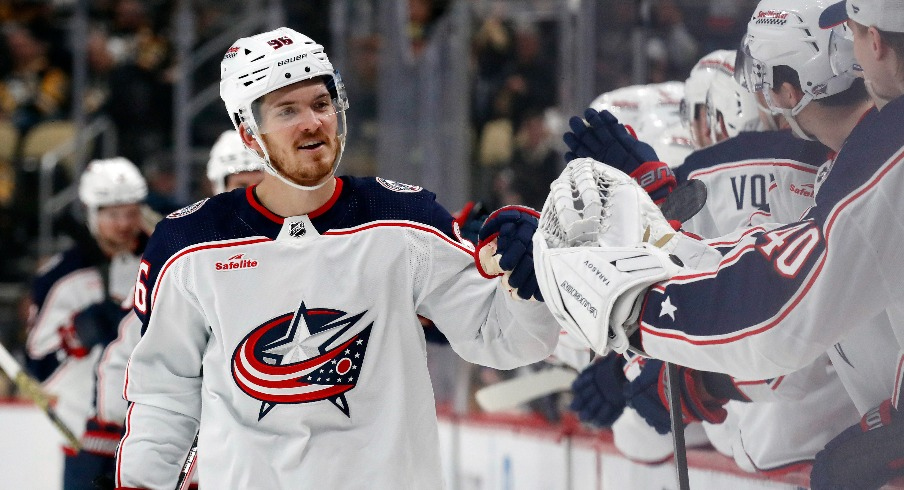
[772,83,804,110]
[238,123,264,156]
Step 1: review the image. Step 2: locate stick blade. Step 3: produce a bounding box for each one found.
[475,367,577,412]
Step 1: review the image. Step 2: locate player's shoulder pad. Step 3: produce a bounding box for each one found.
[676,130,829,181]
[145,191,248,265]
[30,246,92,308]
[340,176,456,237]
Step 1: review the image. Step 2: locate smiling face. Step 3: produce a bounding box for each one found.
[247,78,341,188]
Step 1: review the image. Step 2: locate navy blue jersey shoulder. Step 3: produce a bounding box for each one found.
[312,176,457,239]
[676,130,829,182]
[810,104,901,224]
[142,189,265,271]
[31,246,96,308]
[30,231,137,307]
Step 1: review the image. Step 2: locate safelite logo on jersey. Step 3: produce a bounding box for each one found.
[216,253,258,271]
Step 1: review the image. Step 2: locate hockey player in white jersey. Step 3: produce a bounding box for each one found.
[115,27,557,489]
[25,158,148,489]
[92,130,264,489]
[565,41,865,472]
[538,0,904,486]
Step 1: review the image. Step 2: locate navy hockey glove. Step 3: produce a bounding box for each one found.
[563,108,658,171]
[569,353,628,427]
[476,205,543,301]
[811,399,904,490]
[453,201,490,244]
[563,109,676,203]
[624,359,728,435]
[59,299,127,357]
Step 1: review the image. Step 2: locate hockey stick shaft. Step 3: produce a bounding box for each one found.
[665,362,690,490]
[174,431,199,490]
[0,341,81,450]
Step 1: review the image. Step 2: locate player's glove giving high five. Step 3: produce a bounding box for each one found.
[563,108,676,203]
[476,205,543,301]
[624,358,728,435]
[569,352,628,427]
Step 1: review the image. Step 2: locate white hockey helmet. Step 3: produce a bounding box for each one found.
[705,70,763,142]
[79,157,147,235]
[219,27,349,190]
[78,157,147,209]
[207,130,265,194]
[680,50,736,148]
[735,0,859,117]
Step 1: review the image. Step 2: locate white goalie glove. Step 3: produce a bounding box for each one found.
[533,158,684,355]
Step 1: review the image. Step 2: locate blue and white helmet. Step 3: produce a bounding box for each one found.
[219,27,348,190]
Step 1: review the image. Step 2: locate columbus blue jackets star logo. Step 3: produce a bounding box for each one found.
[231,302,372,420]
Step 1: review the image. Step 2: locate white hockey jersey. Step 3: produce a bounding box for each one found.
[25,239,140,447]
[676,129,828,239]
[639,99,904,383]
[116,177,558,489]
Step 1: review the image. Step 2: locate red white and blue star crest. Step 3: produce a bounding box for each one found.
[231,302,372,419]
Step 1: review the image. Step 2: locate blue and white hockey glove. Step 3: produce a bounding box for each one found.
[563,108,676,203]
[810,399,904,490]
[623,359,728,435]
[476,205,543,301]
[569,352,628,427]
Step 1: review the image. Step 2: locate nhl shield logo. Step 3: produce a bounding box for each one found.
[289,220,306,237]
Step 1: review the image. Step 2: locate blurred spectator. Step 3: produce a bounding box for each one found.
[649,0,699,81]
[508,109,561,210]
[83,27,116,116]
[105,0,173,165]
[495,21,557,131]
[0,23,69,133]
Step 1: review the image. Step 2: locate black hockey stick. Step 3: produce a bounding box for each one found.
[660,179,708,225]
[174,432,198,490]
[659,182,702,490]
[665,362,691,490]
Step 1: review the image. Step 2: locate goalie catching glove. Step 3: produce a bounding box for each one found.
[563,108,676,203]
[533,157,683,355]
[476,205,543,301]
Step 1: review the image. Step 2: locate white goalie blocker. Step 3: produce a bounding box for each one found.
[533,157,684,355]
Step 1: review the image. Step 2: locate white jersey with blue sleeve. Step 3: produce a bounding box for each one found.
[116,177,558,489]
[639,100,904,380]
